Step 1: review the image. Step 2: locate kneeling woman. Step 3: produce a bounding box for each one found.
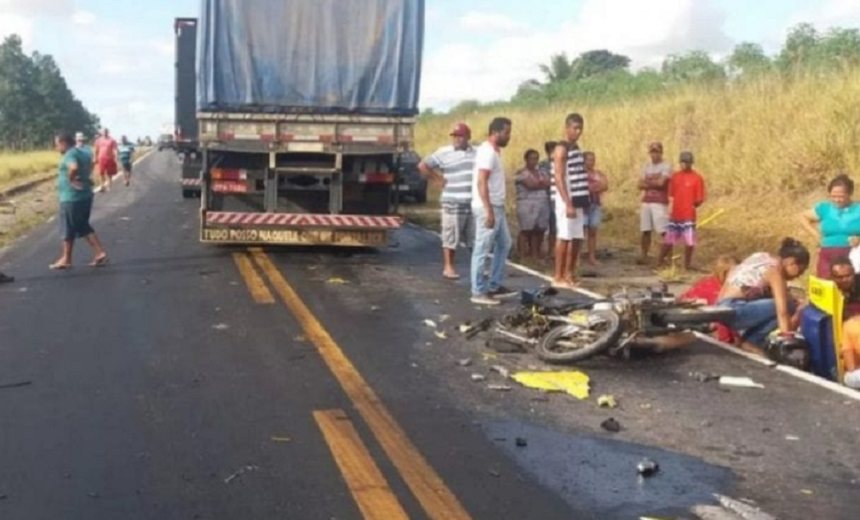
[718,238,810,356]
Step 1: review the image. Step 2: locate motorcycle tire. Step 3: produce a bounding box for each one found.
[536,310,623,364]
[653,305,735,326]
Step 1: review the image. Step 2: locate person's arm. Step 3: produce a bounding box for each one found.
[798,208,822,242]
[765,266,794,333]
[67,159,83,189]
[417,158,445,186]
[553,145,575,217]
[477,168,493,228]
[695,175,705,207]
[520,171,545,190]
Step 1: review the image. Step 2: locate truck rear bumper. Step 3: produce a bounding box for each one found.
[200,211,401,247]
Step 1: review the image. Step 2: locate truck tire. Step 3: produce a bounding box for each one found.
[653,306,735,326]
[536,310,622,364]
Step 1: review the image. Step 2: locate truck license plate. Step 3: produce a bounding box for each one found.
[212,181,248,193]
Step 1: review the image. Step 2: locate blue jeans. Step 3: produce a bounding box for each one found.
[719,298,796,347]
[471,205,512,295]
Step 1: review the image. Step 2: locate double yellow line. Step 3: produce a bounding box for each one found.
[233,248,472,520]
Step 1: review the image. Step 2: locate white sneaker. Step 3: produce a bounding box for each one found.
[471,294,500,306]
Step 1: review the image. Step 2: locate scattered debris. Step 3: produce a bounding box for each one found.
[598,395,618,409]
[212,323,229,331]
[601,418,621,433]
[600,417,621,433]
[224,465,259,484]
[87,492,100,499]
[488,384,513,392]
[471,374,487,382]
[457,358,472,367]
[120,216,131,221]
[439,314,451,323]
[482,352,498,361]
[488,469,501,478]
[293,335,307,343]
[515,437,528,447]
[0,381,32,390]
[785,435,800,442]
[370,305,381,312]
[637,458,660,477]
[271,437,292,443]
[434,330,448,340]
[511,371,590,400]
[715,494,777,520]
[459,322,474,334]
[327,277,349,285]
[800,489,814,495]
[719,376,764,389]
[423,319,437,328]
[490,365,510,379]
[640,403,653,410]
[690,371,719,383]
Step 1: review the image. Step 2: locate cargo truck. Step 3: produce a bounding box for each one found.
[194,0,424,247]
[174,17,202,199]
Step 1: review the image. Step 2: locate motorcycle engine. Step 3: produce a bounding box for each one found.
[765,335,811,371]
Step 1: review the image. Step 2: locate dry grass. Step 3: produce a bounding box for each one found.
[416,71,860,265]
[0,151,57,191]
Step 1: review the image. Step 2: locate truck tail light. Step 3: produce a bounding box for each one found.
[211,169,245,181]
[363,173,395,184]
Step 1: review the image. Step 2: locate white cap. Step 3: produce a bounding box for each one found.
[75,131,86,141]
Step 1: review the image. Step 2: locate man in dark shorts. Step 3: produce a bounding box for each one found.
[50,133,108,270]
[118,135,136,186]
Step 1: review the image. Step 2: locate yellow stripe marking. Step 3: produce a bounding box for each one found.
[314,409,410,520]
[232,252,275,304]
[252,250,472,520]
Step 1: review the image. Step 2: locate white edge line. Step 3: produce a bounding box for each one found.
[404,221,860,401]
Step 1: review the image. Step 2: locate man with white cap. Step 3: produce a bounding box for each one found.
[419,123,477,279]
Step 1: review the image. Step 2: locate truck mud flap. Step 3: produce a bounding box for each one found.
[200,212,400,247]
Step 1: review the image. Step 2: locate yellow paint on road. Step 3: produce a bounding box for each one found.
[232,252,275,304]
[252,249,472,520]
[314,409,410,520]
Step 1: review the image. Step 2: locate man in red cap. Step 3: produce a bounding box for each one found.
[419,123,476,279]
[638,141,673,265]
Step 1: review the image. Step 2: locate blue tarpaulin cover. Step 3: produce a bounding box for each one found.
[197,0,424,116]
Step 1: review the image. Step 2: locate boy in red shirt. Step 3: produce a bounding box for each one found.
[659,151,705,270]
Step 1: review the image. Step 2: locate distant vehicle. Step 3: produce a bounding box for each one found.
[157,134,174,151]
[396,151,427,204]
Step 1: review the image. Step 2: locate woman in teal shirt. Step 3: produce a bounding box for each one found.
[800,174,860,277]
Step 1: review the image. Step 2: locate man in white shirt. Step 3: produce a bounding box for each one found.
[470,117,517,306]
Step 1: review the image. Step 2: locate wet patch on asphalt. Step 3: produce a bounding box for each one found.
[485,419,735,519]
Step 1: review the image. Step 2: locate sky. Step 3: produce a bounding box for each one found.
[0,0,859,140]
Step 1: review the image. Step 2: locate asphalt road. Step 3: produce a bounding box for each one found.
[0,150,857,520]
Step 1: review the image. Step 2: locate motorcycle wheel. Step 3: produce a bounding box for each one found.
[653,305,735,326]
[536,310,623,364]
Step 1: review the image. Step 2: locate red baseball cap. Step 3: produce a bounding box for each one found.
[450,123,472,137]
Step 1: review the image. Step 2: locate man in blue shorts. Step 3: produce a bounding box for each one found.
[50,133,108,270]
[118,135,136,186]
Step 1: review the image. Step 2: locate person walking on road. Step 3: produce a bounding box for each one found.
[584,151,608,266]
[94,128,118,192]
[418,123,476,280]
[515,149,552,260]
[470,117,517,306]
[552,113,590,289]
[118,135,136,187]
[638,142,673,265]
[50,133,108,270]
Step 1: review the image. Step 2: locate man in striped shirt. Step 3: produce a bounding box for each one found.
[419,123,476,279]
[552,113,589,289]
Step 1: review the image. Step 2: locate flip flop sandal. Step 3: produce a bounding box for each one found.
[49,263,71,271]
[443,273,461,280]
[91,256,109,267]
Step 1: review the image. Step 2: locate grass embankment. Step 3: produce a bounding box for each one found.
[415,71,860,268]
[0,151,57,192]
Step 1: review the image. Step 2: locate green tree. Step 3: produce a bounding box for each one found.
[777,23,819,72]
[539,53,575,84]
[570,50,631,80]
[662,51,726,83]
[727,42,771,78]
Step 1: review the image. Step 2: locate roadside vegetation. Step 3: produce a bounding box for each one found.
[415,24,860,267]
[0,151,58,191]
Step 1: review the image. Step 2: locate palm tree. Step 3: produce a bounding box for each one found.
[539,53,574,84]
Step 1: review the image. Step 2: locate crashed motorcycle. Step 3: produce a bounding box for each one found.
[490,287,736,364]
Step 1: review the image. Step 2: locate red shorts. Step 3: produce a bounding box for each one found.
[98,159,118,177]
